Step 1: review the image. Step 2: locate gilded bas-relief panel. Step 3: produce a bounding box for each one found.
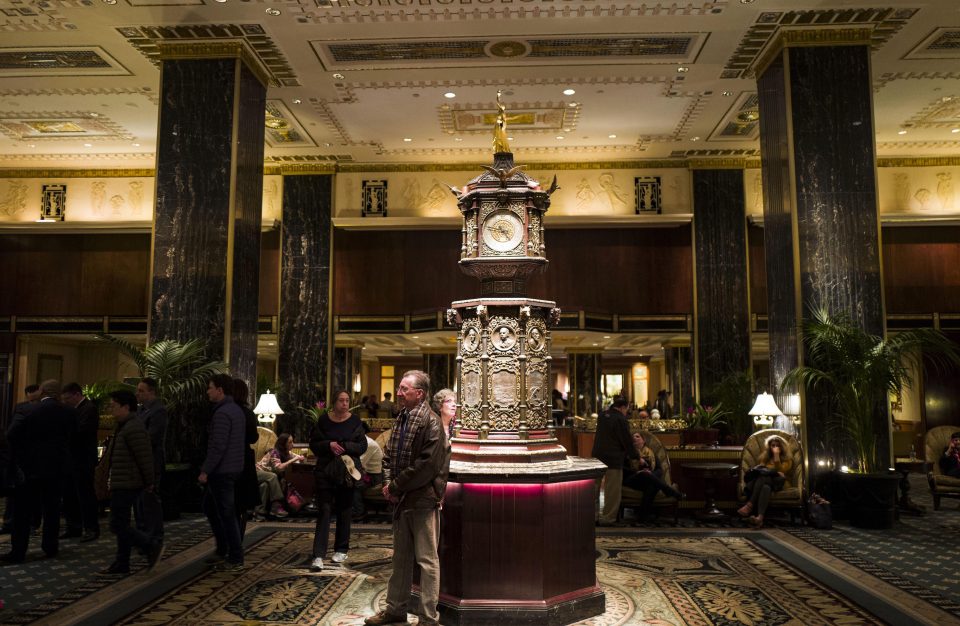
[0,177,154,222]
[877,167,960,213]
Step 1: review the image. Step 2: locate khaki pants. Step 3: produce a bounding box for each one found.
[599,468,623,524]
[386,507,441,624]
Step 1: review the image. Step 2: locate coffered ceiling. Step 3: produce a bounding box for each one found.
[0,0,959,169]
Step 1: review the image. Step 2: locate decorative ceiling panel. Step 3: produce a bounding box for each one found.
[264,100,316,148]
[0,47,130,76]
[0,0,76,32]
[709,93,760,141]
[0,113,132,141]
[723,7,918,79]
[118,23,300,87]
[313,34,706,70]
[904,28,960,60]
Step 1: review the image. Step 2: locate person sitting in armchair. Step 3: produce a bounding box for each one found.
[738,435,792,528]
[940,431,960,478]
[623,432,683,521]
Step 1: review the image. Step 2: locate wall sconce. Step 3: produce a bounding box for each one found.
[253,389,284,425]
[353,373,362,394]
[782,393,801,425]
[748,392,783,427]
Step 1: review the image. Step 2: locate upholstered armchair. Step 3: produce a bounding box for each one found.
[738,428,805,523]
[620,430,681,524]
[925,425,960,510]
[253,426,278,462]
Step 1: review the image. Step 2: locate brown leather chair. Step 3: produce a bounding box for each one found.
[620,430,680,524]
[738,428,805,523]
[925,425,960,510]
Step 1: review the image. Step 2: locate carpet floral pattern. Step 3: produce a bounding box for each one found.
[115,531,881,625]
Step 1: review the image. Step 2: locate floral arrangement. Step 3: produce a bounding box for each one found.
[685,402,729,429]
[304,401,328,423]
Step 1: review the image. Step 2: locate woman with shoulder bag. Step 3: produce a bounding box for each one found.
[309,390,366,571]
[738,435,792,528]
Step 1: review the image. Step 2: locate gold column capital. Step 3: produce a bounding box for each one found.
[157,39,273,88]
[752,25,875,79]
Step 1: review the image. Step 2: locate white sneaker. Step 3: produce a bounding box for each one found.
[331,551,348,563]
[310,557,323,571]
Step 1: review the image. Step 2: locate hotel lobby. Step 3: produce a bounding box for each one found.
[2,0,960,624]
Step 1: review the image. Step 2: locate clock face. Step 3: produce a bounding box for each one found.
[482,211,524,253]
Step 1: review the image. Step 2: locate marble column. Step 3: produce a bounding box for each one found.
[664,344,694,417]
[692,167,751,401]
[757,29,886,467]
[277,174,333,437]
[149,43,267,387]
[568,351,602,418]
[332,343,362,401]
[423,352,455,395]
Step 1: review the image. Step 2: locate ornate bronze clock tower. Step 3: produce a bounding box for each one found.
[438,94,606,625]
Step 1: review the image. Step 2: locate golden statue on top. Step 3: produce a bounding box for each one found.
[493,90,511,153]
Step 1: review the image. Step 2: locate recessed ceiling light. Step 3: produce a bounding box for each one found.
[454,137,463,142]
[608,134,617,139]
[952,128,960,133]
[677,66,690,73]
[267,342,275,346]
[592,343,599,346]
[83,143,92,147]
[563,89,576,95]
[568,102,578,108]
[89,112,99,117]
[28,144,35,148]
[555,135,564,140]
[898,129,908,135]
[132,143,140,147]
[403,137,412,142]
[332,73,344,79]
[424,343,431,346]
[507,136,514,141]
[740,0,756,3]
[265,7,281,15]
[214,0,227,3]
[102,0,117,4]
[412,336,419,339]
[444,92,456,98]
[603,336,611,339]
[722,91,733,97]
[292,98,301,104]
[563,128,571,132]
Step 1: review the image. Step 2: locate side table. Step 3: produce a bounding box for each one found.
[685,462,738,521]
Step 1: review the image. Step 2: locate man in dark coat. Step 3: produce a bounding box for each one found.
[199,373,246,570]
[591,397,638,527]
[61,382,100,541]
[1,384,40,534]
[2,380,75,564]
[136,377,167,542]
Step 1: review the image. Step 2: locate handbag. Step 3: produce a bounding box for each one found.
[320,455,357,488]
[286,486,305,513]
[807,493,833,529]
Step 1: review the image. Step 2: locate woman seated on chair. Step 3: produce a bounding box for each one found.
[739,435,792,528]
[623,432,683,520]
[256,433,304,518]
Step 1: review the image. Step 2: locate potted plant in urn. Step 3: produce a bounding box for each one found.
[782,307,960,527]
[682,402,729,447]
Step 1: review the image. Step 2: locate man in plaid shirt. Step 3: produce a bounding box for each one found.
[365,370,450,626]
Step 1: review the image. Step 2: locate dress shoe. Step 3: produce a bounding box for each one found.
[100,562,130,575]
[364,610,409,626]
[0,552,25,565]
[80,531,100,543]
[213,560,243,572]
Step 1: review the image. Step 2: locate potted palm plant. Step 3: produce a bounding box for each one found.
[782,307,960,527]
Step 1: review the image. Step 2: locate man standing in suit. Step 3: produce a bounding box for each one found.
[136,377,167,543]
[2,380,75,564]
[61,382,101,542]
[1,384,40,535]
[592,397,638,527]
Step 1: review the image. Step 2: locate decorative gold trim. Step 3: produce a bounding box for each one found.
[279,164,337,175]
[688,158,748,170]
[0,169,154,178]
[337,159,689,173]
[877,156,960,168]
[753,26,875,79]
[157,40,272,89]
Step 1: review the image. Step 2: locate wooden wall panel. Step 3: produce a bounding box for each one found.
[0,234,150,316]
[333,227,694,316]
[883,226,960,313]
[748,225,767,315]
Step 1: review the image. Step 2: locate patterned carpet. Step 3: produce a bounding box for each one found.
[1,474,959,625]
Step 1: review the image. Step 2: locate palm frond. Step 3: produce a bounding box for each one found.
[96,334,148,374]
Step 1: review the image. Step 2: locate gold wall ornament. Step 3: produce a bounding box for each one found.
[40,183,66,221]
[493,90,511,154]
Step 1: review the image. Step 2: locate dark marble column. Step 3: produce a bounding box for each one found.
[568,351,602,418]
[664,345,694,417]
[423,352,455,395]
[278,174,332,436]
[757,30,886,468]
[692,168,751,401]
[149,46,266,389]
[331,344,362,400]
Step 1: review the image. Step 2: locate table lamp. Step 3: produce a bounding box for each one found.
[254,390,284,425]
[748,392,782,428]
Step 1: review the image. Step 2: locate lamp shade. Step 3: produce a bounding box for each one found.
[253,390,284,423]
[748,392,783,418]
